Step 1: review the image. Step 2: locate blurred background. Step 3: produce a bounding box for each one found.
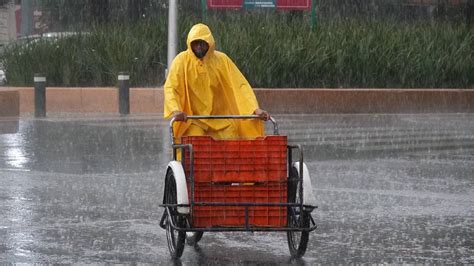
[0,0,472,88]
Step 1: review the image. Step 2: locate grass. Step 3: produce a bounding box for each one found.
[2,14,473,88]
[2,18,167,87]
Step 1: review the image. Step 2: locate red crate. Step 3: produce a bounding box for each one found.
[181,136,288,183]
[190,182,288,228]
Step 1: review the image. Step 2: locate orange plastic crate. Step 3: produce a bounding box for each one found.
[190,182,288,228]
[181,136,288,183]
[180,136,289,227]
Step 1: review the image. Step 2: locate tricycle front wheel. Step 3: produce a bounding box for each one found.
[186,232,204,246]
[164,168,186,258]
[287,210,310,258]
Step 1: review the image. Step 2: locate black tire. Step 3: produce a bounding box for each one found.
[287,166,310,258]
[186,231,204,246]
[164,168,186,259]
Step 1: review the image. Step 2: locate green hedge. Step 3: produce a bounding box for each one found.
[2,19,167,87]
[2,15,473,88]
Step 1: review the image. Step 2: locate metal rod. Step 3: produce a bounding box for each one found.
[187,115,262,119]
[167,219,317,232]
[245,207,249,229]
[201,0,207,21]
[311,0,318,31]
[287,145,292,184]
[177,225,318,232]
[167,0,178,76]
[163,207,317,232]
[169,115,279,143]
[159,202,314,207]
[159,210,167,229]
[189,144,195,216]
[163,205,317,233]
[269,116,279,135]
[298,144,304,212]
[187,116,278,134]
[169,117,177,159]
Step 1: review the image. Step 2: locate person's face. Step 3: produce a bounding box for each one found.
[191,40,209,59]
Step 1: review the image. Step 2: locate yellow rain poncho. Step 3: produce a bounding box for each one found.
[164,23,264,139]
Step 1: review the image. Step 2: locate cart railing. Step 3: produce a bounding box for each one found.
[163,115,316,232]
[160,202,318,233]
[161,115,317,258]
[160,143,316,232]
[169,115,279,161]
[169,115,279,145]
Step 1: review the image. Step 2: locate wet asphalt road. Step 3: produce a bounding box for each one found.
[0,113,473,264]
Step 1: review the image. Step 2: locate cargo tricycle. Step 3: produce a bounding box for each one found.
[159,115,317,258]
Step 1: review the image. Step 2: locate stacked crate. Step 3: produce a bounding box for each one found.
[182,136,287,228]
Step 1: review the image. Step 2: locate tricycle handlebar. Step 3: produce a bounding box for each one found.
[169,115,279,144]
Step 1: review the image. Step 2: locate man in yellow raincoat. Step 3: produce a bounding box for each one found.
[164,23,270,140]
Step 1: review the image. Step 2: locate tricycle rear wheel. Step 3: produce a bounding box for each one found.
[287,166,310,258]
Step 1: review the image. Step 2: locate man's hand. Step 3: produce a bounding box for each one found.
[172,111,187,121]
[254,108,270,121]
